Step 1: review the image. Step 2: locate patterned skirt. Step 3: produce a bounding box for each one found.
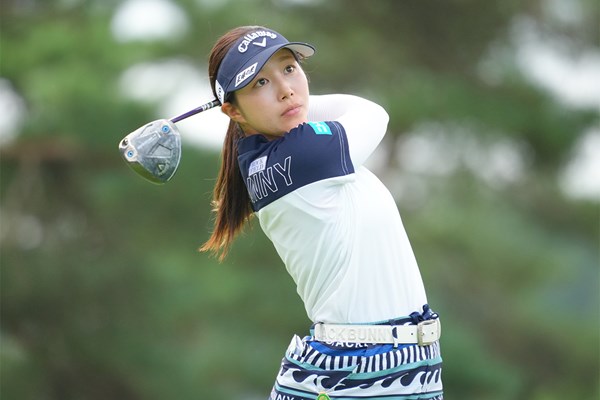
[270,312,443,400]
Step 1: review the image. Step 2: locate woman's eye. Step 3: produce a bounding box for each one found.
[284,65,296,74]
[255,78,268,87]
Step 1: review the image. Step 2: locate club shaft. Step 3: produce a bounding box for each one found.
[170,99,220,123]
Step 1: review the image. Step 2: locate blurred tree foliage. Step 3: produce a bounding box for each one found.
[1,0,598,399]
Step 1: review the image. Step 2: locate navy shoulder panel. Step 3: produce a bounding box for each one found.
[237,121,354,211]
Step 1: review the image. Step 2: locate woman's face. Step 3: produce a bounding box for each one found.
[223,49,310,138]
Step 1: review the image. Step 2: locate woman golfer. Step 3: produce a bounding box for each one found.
[201,26,443,400]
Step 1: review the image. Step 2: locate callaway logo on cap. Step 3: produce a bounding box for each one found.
[215,28,315,104]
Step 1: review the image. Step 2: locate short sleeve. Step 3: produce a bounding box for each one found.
[237,121,355,211]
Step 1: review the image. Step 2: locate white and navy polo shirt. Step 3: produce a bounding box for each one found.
[237,95,428,324]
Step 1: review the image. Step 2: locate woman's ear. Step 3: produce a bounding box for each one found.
[221,102,245,124]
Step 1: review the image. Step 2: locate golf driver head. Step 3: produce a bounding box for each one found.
[118,119,182,184]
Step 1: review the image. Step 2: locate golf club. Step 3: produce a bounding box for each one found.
[118,99,220,184]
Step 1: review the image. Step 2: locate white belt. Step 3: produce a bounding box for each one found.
[313,319,441,346]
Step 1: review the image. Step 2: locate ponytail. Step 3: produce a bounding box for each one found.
[199,120,253,261]
[200,25,265,261]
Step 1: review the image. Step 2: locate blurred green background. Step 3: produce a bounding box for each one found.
[1,0,599,399]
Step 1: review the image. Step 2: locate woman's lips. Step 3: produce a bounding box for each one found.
[282,104,302,117]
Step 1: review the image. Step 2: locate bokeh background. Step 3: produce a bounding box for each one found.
[1,0,599,399]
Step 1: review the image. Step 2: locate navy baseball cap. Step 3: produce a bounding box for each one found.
[215,28,315,104]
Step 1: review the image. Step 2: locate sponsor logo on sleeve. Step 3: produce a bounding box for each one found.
[248,156,267,176]
[308,121,332,135]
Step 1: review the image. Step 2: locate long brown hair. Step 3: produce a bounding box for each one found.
[199,26,262,261]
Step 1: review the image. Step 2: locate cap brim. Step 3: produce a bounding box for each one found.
[285,42,316,58]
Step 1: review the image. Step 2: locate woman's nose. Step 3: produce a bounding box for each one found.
[276,78,294,100]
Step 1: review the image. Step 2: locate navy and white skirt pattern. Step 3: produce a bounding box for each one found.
[270,307,443,400]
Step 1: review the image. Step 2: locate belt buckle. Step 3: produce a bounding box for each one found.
[417,319,438,346]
